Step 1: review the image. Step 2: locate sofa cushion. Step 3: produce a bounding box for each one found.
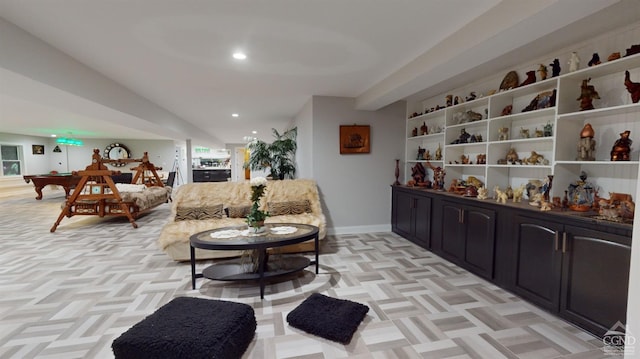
[267,200,312,215]
[175,204,224,221]
[225,205,251,218]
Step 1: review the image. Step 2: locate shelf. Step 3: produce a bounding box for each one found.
[488,137,553,145]
[487,164,553,169]
[557,103,640,121]
[555,160,639,166]
[447,119,489,130]
[490,107,556,123]
[406,133,444,141]
[491,77,557,99]
[560,53,640,80]
[407,108,445,121]
[446,164,486,168]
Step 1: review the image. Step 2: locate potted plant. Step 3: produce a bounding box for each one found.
[245,127,297,180]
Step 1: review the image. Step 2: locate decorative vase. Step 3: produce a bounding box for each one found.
[394,159,400,185]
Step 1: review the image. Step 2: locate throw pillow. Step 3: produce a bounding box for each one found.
[226,205,252,218]
[267,200,312,216]
[175,204,223,221]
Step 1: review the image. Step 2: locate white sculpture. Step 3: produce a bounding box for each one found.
[568,52,580,72]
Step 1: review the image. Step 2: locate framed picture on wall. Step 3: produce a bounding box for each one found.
[340,125,370,154]
[32,145,44,155]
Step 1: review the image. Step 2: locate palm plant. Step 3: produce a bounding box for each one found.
[245,127,297,180]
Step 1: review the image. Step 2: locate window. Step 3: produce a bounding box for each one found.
[1,145,23,176]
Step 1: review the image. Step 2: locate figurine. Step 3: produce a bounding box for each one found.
[499,71,519,91]
[451,128,471,144]
[625,44,640,57]
[501,105,513,116]
[411,162,426,184]
[568,52,580,72]
[435,143,442,161]
[420,122,428,135]
[466,176,483,189]
[454,96,461,105]
[526,179,543,201]
[588,53,601,66]
[540,200,553,211]
[476,154,486,164]
[519,70,536,87]
[506,148,519,164]
[498,127,509,141]
[608,52,621,61]
[552,196,562,208]
[460,154,470,164]
[477,186,488,200]
[520,127,530,138]
[568,171,597,210]
[412,127,418,137]
[446,94,453,107]
[426,161,445,190]
[543,122,553,137]
[611,130,632,161]
[538,64,548,80]
[417,146,426,160]
[466,92,477,101]
[550,58,561,77]
[577,123,596,161]
[494,186,508,204]
[577,78,600,111]
[542,175,553,201]
[424,150,432,161]
[624,70,640,103]
[525,151,545,165]
[535,128,544,137]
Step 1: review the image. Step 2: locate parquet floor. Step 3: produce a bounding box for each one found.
[0,190,617,358]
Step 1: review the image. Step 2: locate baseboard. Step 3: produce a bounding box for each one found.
[327,224,391,235]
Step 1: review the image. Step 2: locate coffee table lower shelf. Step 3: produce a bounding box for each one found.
[202,255,311,281]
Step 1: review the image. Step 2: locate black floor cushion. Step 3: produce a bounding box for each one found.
[112,297,256,359]
[286,292,369,344]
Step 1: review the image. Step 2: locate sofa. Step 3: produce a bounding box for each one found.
[158,179,326,261]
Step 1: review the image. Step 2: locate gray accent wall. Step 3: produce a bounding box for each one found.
[304,96,405,234]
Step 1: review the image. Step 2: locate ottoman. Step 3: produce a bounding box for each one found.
[112,297,256,359]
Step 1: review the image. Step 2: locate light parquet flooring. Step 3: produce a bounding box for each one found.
[0,190,618,358]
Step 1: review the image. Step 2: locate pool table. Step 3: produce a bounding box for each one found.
[23,173,82,200]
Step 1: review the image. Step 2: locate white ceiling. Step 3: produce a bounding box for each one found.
[0,0,635,146]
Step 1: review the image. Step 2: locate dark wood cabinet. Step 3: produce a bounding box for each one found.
[510,213,631,337]
[438,200,496,280]
[391,187,431,248]
[511,214,563,311]
[193,169,231,182]
[390,186,631,339]
[560,226,631,337]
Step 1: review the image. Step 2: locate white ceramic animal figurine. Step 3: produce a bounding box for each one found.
[568,52,580,72]
[477,186,488,200]
[494,186,508,204]
[512,184,526,203]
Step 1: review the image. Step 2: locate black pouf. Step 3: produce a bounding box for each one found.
[287,292,369,344]
[112,297,256,359]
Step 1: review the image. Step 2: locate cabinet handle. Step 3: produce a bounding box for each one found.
[562,232,567,253]
[459,209,464,224]
[554,231,559,251]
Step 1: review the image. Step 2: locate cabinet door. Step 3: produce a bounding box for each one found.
[462,206,495,280]
[511,215,563,312]
[392,190,413,238]
[440,202,464,262]
[560,226,631,337]
[413,195,432,249]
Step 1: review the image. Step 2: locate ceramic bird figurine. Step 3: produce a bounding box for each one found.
[624,70,640,103]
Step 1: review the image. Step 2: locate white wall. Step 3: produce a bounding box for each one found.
[294,98,313,179]
[311,96,405,234]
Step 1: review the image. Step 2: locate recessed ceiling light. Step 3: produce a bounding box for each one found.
[50,134,57,137]
[252,130,257,134]
[232,52,247,60]
[232,113,239,117]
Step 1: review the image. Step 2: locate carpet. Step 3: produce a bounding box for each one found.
[286,292,369,344]
[112,297,256,359]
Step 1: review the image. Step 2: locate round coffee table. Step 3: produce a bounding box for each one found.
[190,223,319,299]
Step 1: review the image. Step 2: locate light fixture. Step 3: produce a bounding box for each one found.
[232,52,247,60]
[232,113,239,118]
[56,137,84,146]
[252,130,257,134]
[50,134,57,137]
